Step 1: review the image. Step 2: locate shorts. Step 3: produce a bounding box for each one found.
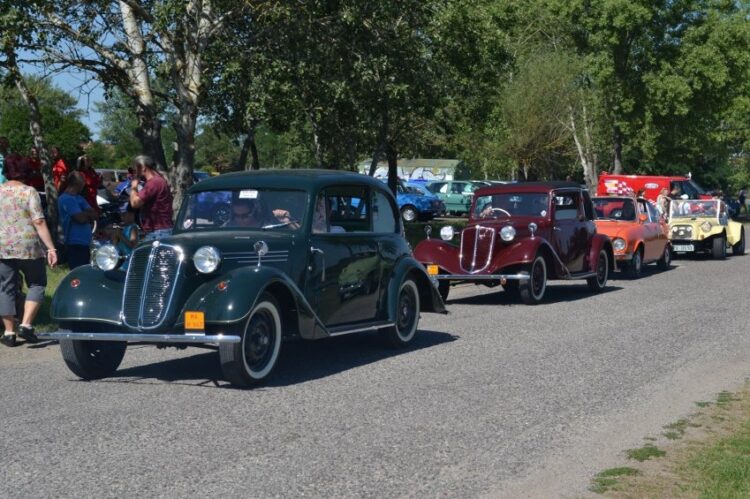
[0,258,47,316]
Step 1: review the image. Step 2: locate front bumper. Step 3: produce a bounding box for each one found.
[37,331,241,344]
[432,273,531,283]
[670,239,710,253]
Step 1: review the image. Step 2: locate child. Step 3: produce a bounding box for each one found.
[112,203,139,268]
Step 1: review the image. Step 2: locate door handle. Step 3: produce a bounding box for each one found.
[310,246,325,281]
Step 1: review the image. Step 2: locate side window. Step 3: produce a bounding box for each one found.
[646,201,660,222]
[637,200,650,221]
[553,192,581,221]
[450,183,466,194]
[316,186,370,233]
[372,190,398,233]
[680,181,698,199]
[439,183,449,194]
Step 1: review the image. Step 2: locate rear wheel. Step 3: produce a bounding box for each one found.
[657,244,671,270]
[587,250,609,292]
[60,339,126,380]
[732,228,745,256]
[220,293,282,387]
[712,235,727,260]
[627,247,643,278]
[382,279,420,347]
[519,255,547,305]
[401,205,418,223]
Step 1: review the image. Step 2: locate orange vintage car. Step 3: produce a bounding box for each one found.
[592,196,672,278]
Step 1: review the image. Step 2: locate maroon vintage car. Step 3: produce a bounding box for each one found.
[414,182,614,304]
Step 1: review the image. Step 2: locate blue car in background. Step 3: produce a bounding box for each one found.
[387,179,444,222]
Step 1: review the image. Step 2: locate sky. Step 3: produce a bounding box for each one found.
[22,60,105,140]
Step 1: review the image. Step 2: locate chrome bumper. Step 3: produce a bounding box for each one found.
[432,273,531,282]
[36,331,241,344]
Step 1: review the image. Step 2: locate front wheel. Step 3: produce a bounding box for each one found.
[626,247,643,278]
[587,250,609,292]
[519,255,547,305]
[657,244,671,270]
[60,339,126,380]
[220,293,283,387]
[382,279,420,347]
[437,280,450,302]
[732,228,745,256]
[712,235,726,260]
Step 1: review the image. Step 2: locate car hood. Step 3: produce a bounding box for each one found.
[594,220,636,239]
[143,230,298,259]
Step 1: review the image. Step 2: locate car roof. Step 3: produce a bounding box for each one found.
[188,169,388,193]
[474,181,581,196]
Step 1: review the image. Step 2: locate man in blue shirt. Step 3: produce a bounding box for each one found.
[58,171,98,268]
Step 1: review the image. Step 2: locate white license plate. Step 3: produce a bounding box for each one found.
[673,244,694,252]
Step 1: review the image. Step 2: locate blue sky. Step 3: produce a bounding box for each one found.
[23,61,105,139]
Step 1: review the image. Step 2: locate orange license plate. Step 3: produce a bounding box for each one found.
[427,264,439,275]
[185,311,205,331]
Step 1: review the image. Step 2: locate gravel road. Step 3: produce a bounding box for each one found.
[1,236,748,498]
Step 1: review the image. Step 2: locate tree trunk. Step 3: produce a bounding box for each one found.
[237,123,260,171]
[133,105,167,168]
[569,106,598,191]
[170,107,197,213]
[386,143,398,196]
[612,126,623,174]
[3,44,59,241]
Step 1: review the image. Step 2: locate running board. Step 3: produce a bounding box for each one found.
[328,321,394,337]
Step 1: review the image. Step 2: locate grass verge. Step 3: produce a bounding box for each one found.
[590,383,750,496]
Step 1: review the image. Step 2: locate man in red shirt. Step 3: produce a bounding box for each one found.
[50,147,68,192]
[77,155,101,211]
[128,155,173,240]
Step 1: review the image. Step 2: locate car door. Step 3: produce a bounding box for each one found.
[446,182,470,214]
[306,187,382,327]
[551,190,587,272]
[637,199,660,261]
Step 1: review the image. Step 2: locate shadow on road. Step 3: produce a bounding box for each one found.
[446,284,622,306]
[104,329,457,389]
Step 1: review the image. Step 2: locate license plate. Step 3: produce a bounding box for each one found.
[673,244,694,252]
[185,311,205,331]
[426,264,439,276]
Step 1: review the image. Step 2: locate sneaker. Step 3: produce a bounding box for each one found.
[0,334,17,347]
[17,325,38,343]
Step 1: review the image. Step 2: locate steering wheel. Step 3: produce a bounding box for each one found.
[488,207,511,217]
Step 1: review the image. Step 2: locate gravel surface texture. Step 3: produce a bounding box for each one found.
[1,234,748,498]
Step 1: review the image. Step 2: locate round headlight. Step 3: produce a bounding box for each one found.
[94,244,119,271]
[193,246,221,274]
[500,225,516,242]
[440,226,455,241]
[701,221,712,232]
[613,238,627,251]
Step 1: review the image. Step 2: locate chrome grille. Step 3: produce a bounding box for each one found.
[122,243,183,329]
[459,226,496,274]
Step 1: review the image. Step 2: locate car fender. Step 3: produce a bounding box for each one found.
[386,256,447,321]
[413,239,462,274]
[51,266,125,325]
[180,266,327,340]
[588,234,615,272]
[726,220,743,245]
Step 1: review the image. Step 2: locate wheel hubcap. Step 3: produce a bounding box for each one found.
[244,310,275,372]
[397,287,416,336]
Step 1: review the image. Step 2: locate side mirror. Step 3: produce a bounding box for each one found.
[639,213,648,223]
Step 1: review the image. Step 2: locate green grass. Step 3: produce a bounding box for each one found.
[590,467,640,494]
[683,419,750,497]
[626,444,667,462]
[663,419,690,440]
[2,265,69,334]
[696,401,712,408]
[717,391,740,407]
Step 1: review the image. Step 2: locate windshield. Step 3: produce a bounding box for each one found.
[176,188,308,231]
[473,193,549,219]
[593,197,636,221]
[669,199,721,219]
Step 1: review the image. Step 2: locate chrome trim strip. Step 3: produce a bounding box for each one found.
[435,273,530,281]
[329,322,395,336]
[459,225,495,274]
[37,331,241,344]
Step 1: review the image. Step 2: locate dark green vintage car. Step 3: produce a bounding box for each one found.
[40,170,446,387]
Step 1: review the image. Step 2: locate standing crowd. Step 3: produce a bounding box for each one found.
[0,136,173,347]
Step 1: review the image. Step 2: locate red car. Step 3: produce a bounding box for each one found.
[593,196,672,278]
[414,182,614,304]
